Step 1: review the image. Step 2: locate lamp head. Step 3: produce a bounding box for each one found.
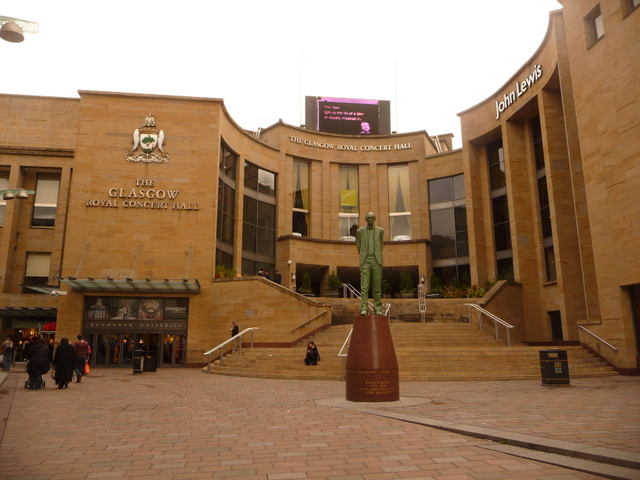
[3,191,15,201]
[15,189,29,199]
[0,21,24,43]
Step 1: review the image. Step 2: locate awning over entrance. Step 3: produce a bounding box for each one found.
[57,277,201,294]
[0,307,57,318]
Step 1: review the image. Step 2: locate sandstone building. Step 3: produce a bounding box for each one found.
[1,0,638,373]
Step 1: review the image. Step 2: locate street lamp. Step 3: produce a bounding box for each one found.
[0,16,39,43]
[1,188,35,200]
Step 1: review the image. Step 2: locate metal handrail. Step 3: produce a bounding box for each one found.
[579,325,618,352]
[418,284,426,322]
[290,310,328,333]
[203,327,259,373]
[337,328,353,381]
[342,282,391,317]
[464,303,514,346]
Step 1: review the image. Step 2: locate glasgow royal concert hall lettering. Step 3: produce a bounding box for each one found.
[85,179,199,211]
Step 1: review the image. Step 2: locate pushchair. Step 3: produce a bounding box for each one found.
[23,360,46,389]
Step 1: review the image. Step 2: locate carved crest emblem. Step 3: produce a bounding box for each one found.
[126,113,169,163]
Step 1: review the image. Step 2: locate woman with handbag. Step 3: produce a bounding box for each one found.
[52,337,75,389]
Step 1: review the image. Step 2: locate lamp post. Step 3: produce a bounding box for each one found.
[1,188,35,200]
[0,16,39,43]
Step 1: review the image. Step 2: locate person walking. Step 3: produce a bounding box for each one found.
[230,322,239,351]
[52,337,75,389]
[1,336,15,371]
[73,334,90,383]
[25,337,50,390]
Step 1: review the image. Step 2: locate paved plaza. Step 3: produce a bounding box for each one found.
[1,367,639,480]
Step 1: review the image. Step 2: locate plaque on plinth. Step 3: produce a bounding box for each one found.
[345,314,399,402]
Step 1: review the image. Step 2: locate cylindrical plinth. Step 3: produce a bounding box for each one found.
[346,315,399,402]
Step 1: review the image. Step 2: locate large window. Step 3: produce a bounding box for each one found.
[243,161,277,259]
[487,139,513,277]
[0,172,8,226]
[292,160,310,237]
[429,174,469,284]
[388,164,411,240]
[217,144,237,268]
[531,115,556,282]
[24,252,51,293]
[339,165,359,239]
[32,173,60,227]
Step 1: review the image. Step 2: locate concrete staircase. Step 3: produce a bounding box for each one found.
[205,322,618,382]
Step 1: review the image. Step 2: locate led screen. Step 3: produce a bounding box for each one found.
[305,96,391,135]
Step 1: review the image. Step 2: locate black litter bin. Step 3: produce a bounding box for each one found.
[539,349,570,386]
[133,349,145,374]
[143,351,157,372]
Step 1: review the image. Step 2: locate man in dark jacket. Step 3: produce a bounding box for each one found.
[26,337,50,390]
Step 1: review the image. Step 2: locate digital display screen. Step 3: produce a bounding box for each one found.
[316,97,380,135]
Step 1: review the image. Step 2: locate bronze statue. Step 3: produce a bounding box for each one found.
[356,212,384,315]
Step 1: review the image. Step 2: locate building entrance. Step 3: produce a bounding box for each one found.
[88,332,186,367]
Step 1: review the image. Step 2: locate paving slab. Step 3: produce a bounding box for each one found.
[1,368,638,480]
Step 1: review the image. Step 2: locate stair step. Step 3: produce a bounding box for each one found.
[205,322,617,382]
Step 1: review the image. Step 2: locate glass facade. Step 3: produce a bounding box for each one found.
[388,164,411,240]
[292,160,310,237]
[429,174,469,284]
[338,165,359,239]
[487,139,513,277]
[531,115,556,282]
[242,161,277,275]
[217,144,237,267]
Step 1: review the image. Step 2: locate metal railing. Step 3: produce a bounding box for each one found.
[203,327,259,373]
[342,283,390,317]
[464,303,514,346]
[418,284,426,322]
[291,310,328,333]
[579,325,618,352]
[337,328,353,381]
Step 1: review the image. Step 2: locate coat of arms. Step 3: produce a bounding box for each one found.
[126,113,169,163]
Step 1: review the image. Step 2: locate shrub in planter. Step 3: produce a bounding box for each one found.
[399,271,416,297]
[326,271,342,293]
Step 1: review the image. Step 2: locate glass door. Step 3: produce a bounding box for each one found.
[162,334,187,366]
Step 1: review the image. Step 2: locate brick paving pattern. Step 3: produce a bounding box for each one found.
[1,368,638,479]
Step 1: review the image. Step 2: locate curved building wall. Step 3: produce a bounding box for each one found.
[0,0,638,371]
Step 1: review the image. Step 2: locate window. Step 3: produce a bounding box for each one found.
[292,160,310,236]
[0,172,8,226]
[585,5,604,47]
[32,173,60,227]
[216,180,235,245]
[388,164,411,240]
[24,252,51,293]
[531,115,555,282]
[217,143,237,248]
[220,144,237,180]
[487,139,513,273]
[429,174,468,261]
[244,161,276,197]
[242,196,276,256]
[339,166,359,239]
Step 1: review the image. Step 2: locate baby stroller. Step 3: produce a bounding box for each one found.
[23,360,46,390]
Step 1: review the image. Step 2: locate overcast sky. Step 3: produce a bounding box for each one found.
[2,1,560,148]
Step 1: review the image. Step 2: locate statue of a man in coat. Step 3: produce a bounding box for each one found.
[356,212,384,315]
